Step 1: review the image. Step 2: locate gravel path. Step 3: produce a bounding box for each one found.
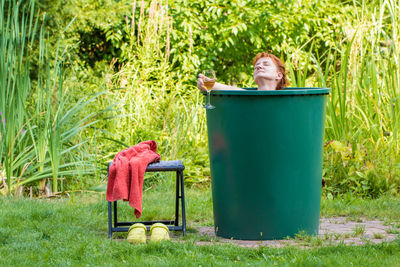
[193,217,399,248]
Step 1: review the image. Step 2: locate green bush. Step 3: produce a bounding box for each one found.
[2,0,400,197]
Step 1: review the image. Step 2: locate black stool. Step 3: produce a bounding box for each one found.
[107,160,186,238]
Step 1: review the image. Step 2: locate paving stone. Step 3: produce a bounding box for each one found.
[193,217,399,248]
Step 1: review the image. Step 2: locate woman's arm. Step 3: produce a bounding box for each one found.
[197,74,244,91]
[212,82,243,90]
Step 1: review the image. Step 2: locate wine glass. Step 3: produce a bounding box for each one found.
[202,69,216,110]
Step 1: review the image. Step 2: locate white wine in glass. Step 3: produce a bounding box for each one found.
[203,80,216,90]
[203,70,216,110]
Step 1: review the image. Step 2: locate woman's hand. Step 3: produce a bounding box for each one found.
[197,74,207,91]
[197,74,216,91]
[198,73,242,91]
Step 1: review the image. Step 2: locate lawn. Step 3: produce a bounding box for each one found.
[1,186,400,266]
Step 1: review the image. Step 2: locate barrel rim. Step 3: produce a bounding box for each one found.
[201,87,331,96]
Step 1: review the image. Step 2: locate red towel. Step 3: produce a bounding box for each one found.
[106,140,160,218]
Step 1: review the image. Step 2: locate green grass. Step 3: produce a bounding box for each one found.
[1,188,400,266]
[352,225,366,237]
[321,193,400,222]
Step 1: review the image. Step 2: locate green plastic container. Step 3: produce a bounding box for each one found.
[204,87,331,240]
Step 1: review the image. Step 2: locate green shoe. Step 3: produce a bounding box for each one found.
[127,223,147,244]
[150,223,170,242]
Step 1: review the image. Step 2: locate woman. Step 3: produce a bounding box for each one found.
[197,52,287,91]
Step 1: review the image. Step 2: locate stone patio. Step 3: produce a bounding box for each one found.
[192,217,399,248]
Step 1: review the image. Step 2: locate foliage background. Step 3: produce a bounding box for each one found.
[1,0,399,198]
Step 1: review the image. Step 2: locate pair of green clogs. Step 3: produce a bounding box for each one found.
[127,223,170,244]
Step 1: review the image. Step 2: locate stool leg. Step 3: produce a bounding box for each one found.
[108,162,115,238]
[113,201,118,228]
[180,170,186,236]
[175,171,180,226]
[108,202,113,238]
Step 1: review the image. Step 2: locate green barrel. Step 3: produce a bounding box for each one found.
[204,87,331,240]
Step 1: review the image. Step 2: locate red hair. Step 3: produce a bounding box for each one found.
[252,52,288,90]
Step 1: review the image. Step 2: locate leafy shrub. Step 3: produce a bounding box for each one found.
[323,141,400,198]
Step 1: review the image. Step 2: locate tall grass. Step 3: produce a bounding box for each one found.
[102,0,209,185]
[0,0,37,194]
[0,0,104,195]
[2,0,399,197]
[308,0,400,197]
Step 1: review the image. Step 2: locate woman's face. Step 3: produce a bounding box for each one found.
[253,57,282,84]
